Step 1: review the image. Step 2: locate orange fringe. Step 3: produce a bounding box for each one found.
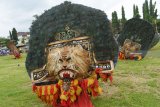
[32,78,102,106]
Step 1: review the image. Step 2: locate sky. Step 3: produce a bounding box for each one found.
[0,0,160,38]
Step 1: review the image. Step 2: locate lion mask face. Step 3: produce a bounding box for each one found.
[46,45,91,80]
[122,39,141,57]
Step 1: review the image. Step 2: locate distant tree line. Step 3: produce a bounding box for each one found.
[0,28,18,48]
[0,37,10,47]
[9,28,18,45]
[143,0,157,23]
[133,4,141,18]
[111,0,159,35]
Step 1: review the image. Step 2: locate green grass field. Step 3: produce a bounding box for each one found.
[0,43,160,107]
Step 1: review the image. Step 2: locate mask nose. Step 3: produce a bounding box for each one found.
[63,61,67,69]
[63,65,67,69]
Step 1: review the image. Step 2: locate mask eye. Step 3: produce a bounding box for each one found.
[59,59,63,62]
[66,57,71,61]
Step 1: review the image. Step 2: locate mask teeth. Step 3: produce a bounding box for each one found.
[59,70,75,78]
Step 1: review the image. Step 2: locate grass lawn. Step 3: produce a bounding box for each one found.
[0,43,160,107]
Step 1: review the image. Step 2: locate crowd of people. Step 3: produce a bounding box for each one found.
[0,48,10,56]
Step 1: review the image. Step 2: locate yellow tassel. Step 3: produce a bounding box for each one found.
[98,87,103,94]
[60,95,68,101]
[42,86,45,95]
[87,78,94,86]
[58,80,63,85]
[70,88,75,95]
[73,79,78,86]
[90,72,97,79]
[76,86,82,95]
[87,88,92,94]
[47,85,51,95]
[70,95,76,102]
[53,85,58,94]
[93,87,102,94]
[94,87,99,92]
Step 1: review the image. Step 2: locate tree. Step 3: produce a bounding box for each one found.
[121,6,127,28]
[11,28,18,45]
[143,0,149,20]
[9,31,13,40]
[135,6,141,18]
[0,37,10,47]
[133,4,140,18]
[133,4,136,17]
[143,0,158,23]
[112,11,120,34]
